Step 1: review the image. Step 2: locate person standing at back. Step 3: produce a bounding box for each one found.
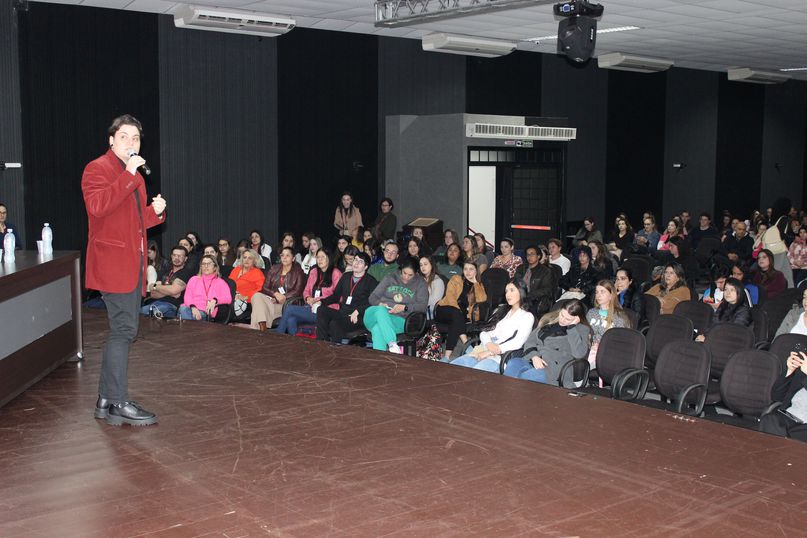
[82,114,166,426]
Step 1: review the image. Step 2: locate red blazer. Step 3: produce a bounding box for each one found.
[82,149,165,294]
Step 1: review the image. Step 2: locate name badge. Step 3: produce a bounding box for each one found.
[346,296,353,305]
[278,286,286,294]
[314,289,321,298]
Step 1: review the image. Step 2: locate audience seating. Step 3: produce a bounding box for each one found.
[582,327,647,400]
[645,340,711,416]
[713,350,781,429]
[673,300,713,336]
[643,295,662,328]
[703,323,756,405]
[644,314,694,370]
[767,333,807,371]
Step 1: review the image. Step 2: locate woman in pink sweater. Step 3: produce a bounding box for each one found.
[179,255,233,321]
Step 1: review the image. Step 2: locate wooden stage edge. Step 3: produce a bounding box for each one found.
[0,308,806,537]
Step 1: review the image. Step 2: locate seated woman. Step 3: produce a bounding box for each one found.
[614,267,644,321]
[696,278,752,342]
[230,239,250,267]
[178,255,233,322]
[146,240,169,293]
[373,197,397,242]
[775,288,807,337]
[644,262,692,315]
[502,299,591,386]
[490,237,524,278]
[215,237,236,270]
[276,248,342,336]
[437,243,463,278]
[419,255,445,319]
[589,240,616,280]
[406,237,424,262]
[462,235,488,274]
[702,265,729,308]
[474,233,496,267]
[753,248,787,299]
[271,232,299,265]
[433,229,460,262]
[435,261,487,358]
[316,253,378,342]
[301,236,322,274]
[352,226,369,251]
[759,350,807,442]
[450,281,535,372]
[228,249,266,319]
[364,258,429,353]
[249,229,272,265]
[587,280,630,368]
[334,234,353,272]
[559,246,599,304]
[656,218,683,253]
[572,217,603,247]
[340,245,359,273]
[787,226,807,286]
[251,246,306,331]
[730,262,759,306]
[607,216,635,259]
[363,239,381,265]
[514,245,556,318]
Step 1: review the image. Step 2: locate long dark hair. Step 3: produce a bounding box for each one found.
[311,247,337,287]
[338,191,356,219]
[147,240,165,269]
[660,262,687,295]
[484,280,528,326]
[756,248,781,284]
[419,255,438,287]
[715,277,749,323]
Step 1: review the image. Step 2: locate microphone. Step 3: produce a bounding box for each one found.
[126,148,151,176]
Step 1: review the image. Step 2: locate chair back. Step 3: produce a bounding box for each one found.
[548,264,562,300]
[695,237,722,261]
[653,340,711,413]
[645,314,694,369]
[644,294,662,326]
[480,267,510,310]
[621,257,651,287]
[703,323,755,378]
[768,333,807,372]
[719,350,781,417]
[761,288,802,338]
[673,300,714,335]
[596,328,646,384]
[750,306,768,344]
[623,308,639,329]
[403,311,427,338]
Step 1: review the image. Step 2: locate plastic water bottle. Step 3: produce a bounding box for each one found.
[42,223,53,254]
[3,229,15,263]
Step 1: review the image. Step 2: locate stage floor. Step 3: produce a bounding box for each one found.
[1,310,806,537]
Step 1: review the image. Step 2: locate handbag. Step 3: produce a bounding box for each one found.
[761,217,787,255]
[415,324,443,361]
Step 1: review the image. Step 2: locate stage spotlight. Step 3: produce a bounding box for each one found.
[554,0,603,63]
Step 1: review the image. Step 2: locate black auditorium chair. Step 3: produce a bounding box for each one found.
[643,294,662,329]
[345,310,427,356]
[767,333,807,371]
[623,307,639,330]
[713,350,782,430]
[703,323,755,406]
[751,306,769,347]
[644,314,694,372]
[760,288,801,339]
[581,328,647,400]
[643,340,711,416]
[479,267,510,313]
[213,278,238,324]
[674,300,714,337]
[621,256,651,287]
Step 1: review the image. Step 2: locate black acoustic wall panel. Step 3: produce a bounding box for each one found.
[0,0,25,245]
[158,17,278,250]
[466,51,541,116]
[605,69,667,226]
[278,28,379,245]
[715,77,764,220]
[17,3,160,252]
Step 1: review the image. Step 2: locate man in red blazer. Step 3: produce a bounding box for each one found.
[82,114,166,426]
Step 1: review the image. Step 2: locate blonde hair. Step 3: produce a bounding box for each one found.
[196,254,221,277]
[242,248,265,269]
[594,280,628,329]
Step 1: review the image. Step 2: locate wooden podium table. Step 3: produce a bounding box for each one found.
[0,251,83,407]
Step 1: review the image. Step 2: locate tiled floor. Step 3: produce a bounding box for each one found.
[1,310,805,537]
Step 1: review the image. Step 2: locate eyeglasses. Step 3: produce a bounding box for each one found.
[200,261,215,266]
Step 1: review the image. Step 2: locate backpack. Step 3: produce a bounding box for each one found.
[415,324,443,361]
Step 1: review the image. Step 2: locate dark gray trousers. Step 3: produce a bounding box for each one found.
[99,271,142,403]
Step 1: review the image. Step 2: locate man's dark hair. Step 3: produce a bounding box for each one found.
[108,114,143,137]
[547,238,563,249]
[172,245,188,256]
[700,212,711,220]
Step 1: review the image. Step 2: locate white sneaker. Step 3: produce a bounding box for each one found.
[387,343,403,354]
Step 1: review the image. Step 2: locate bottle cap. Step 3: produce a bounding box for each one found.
[6,229,11,232]
[44,223,50,226]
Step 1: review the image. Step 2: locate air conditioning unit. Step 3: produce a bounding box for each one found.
[727,67,790,85]
[421,33,517,58]
[173,5,295,37]
[465,123,577,141]
[597,52,673,73]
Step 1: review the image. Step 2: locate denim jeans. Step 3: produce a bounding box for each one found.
[140,300,178,319]
[178,305,211,321]
[276,304,316,335]
[503,357,548,383]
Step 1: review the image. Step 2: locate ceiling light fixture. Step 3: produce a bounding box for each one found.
[375,0,556,28]
[779,67,807,72]
[598,52,673,73]
[527,25,639,43]
[727,68,790,84]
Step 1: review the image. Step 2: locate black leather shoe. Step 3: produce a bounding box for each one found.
[94,396,110,420]
[105,401,157,426]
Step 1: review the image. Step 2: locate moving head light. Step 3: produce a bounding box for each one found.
[554,0,604,63]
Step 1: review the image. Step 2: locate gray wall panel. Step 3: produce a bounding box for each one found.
[760,83,807,210]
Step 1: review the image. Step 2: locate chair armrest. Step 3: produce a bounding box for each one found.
[760,401,783,418]
[557,358,590,388]
[612,368,650,401]
[674,383,707,416]
[753,340,770,350]
[404,311,427,338]
[499,350,519,375]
